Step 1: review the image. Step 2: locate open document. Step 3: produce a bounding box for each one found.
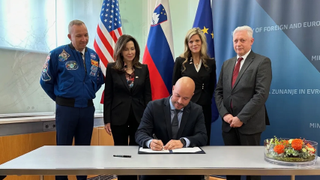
[138,147,205,154]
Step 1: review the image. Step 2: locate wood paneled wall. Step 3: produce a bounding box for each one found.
[0,127,114,180]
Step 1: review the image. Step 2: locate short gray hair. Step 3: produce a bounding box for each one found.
[233,25,253,38]
[68,20,85,34]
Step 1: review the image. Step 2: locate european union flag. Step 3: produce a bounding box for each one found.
[193,0,219,123]
[193,0,215,58]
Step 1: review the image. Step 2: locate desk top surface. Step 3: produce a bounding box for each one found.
[0,146,319,175]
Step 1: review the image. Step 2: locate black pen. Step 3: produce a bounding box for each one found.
[113,155,131,158]
[153,133,158,139]
[153,133,164,150]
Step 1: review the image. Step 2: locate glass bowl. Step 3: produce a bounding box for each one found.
[264,138,318,166]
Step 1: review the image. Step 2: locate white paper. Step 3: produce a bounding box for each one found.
[139,147,202,153]
[139,147,170,153]
[172,147,202,153]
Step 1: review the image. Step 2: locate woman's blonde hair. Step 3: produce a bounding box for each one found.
[180,28,210,72]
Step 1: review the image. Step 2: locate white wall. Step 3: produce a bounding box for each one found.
[0,0,200,114]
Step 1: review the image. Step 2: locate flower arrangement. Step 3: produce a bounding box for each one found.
[264,137,317,162]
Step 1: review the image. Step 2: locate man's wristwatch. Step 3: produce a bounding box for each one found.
[180,138,186,147]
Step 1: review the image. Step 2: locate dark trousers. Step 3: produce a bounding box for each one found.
[111,107,139,180]
[201,104,212,145]
[222,128,261,180]
[55,104,95,180]
[140,175,202,180]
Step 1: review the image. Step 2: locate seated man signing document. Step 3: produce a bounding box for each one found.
[135,77,207,180]
[135,76,207,151]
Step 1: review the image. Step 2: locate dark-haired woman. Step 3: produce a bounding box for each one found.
[103,34,151,180]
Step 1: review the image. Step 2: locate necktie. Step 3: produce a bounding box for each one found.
[171,109,180,139]
[231,57,243,87]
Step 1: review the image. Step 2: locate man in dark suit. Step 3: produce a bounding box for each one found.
[136,77,207,180]
[215,25,272,180]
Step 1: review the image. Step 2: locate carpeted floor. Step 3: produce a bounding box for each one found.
[88,175,115,180]
[88,175,225,180]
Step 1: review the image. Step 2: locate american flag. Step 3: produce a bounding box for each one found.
[94,0,122,103]
[94,0,123,76]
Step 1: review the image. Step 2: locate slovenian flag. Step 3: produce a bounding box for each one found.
[193,0,219,122]
[142,0,174,100]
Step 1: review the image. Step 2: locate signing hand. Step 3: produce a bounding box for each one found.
[164,140,183,150]
[150,139,164,151]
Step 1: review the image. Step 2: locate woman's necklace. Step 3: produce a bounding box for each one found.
[194,60,200,68]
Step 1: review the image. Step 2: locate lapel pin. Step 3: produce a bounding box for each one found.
[135,76,139,78]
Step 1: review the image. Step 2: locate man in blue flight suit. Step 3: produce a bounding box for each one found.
[40,20,104,180]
